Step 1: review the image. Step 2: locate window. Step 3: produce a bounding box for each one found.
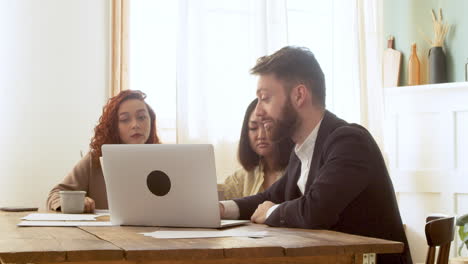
[287,0,361,123]
[129,1,361,177]
[129,1,178,143]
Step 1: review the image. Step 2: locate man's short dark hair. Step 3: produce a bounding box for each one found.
[250,46,326,108]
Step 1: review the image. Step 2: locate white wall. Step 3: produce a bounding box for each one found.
[0,0,109,209]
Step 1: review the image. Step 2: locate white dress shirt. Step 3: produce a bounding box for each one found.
[265,118,322,218]
[221,118,323,220]
[294,118,322,195]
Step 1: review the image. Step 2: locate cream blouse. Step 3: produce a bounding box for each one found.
[221,163,284,200]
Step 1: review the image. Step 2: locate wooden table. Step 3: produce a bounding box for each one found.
[0,211,404,264]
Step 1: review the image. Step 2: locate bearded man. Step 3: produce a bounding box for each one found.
[220,46,412,264]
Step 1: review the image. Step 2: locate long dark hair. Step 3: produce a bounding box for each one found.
[238,98,295,171]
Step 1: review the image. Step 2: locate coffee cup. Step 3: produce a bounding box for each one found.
[59,191,86,214]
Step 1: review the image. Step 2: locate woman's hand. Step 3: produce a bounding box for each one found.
[84,197,95,213]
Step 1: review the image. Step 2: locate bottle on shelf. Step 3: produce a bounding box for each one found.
[408,43,421,86]
[465,58,468,82]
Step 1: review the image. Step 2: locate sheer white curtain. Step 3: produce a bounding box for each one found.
[129,0,383,180]
[129,1,178,143]
[326,0,362,125]
[286,0,361,124]
[357,0,384,147]
[287,0,383,143]
[176,0,288,179]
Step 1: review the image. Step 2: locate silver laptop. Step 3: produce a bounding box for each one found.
[101,144,248,228]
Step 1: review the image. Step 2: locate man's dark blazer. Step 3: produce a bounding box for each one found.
[234,111,412,264]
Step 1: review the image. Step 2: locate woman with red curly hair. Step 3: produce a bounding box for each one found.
[47,90,160,212]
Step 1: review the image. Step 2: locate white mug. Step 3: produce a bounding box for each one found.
[59,191,86,214]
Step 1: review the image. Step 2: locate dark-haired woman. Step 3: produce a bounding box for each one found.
[221,99,294,200]
[46,90,160,212]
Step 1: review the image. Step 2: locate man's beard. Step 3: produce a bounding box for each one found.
[264,99,300,143]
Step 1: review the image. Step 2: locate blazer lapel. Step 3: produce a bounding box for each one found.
[286,152,302,199]
[304,110,347,193]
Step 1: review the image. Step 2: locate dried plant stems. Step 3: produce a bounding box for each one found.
[425,8,450,47]
[418,28,433,46]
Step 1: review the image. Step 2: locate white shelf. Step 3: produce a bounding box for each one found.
[384,81,468,115]
[384,82,468,96]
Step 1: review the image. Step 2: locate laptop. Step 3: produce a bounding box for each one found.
[101,144,249,228]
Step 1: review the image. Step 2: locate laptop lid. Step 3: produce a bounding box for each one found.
[101,144,247,228]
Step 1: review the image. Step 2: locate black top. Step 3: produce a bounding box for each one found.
[234,110,412,264]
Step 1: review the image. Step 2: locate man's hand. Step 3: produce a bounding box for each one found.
[250,201,276,224]
[84,197,95,213]
[219,202,225,218]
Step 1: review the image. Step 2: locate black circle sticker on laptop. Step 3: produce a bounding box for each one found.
[147,170,171,196]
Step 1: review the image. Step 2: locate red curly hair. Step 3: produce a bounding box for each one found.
[90,90,160,166]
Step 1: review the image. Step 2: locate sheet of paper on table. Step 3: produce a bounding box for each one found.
[94,209,109,214]
[17,221,114,227]
[21,213,108,221]
[140,230,269,239]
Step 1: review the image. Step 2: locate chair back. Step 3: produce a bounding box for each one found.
[425,216,455,264]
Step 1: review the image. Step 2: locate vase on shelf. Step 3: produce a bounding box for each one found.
[428,46,447,84]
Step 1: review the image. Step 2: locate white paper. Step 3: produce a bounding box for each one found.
[17,221,114,227]
[94,209,110,215]
[140,230,269,239]
[21,213,99,221]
